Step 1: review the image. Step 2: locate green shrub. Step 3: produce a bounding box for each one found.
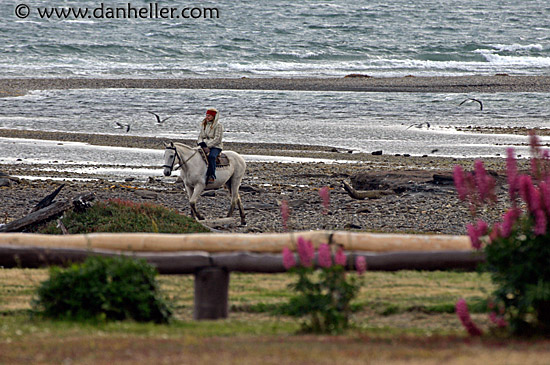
[32,256,172,323]
[37,198,210,234]
[454,131,550,335]
[282,238,365,334]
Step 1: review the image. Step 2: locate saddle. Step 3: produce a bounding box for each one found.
[199,148,230,167]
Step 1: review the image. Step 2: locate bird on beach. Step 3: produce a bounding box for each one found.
[406,122,431,130]
[115,122,131,132]
[459,98,483,111]
[148,111,171,124]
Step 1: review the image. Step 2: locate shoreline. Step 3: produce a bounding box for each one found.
[0,128,511,169]
[0,77,531,234]
[2,75,550,96]
[0,129,513,235]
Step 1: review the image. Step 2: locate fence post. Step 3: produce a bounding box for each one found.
[193,266,229,320]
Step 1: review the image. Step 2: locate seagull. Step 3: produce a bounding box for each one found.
[459,98,483,111]
[406,122,431,130]
[148,111,171,124]
[115,122,131,132]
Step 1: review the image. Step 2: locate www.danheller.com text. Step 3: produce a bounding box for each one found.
[14,3,220,20]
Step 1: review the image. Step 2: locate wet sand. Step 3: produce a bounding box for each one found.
[2,75,550,97]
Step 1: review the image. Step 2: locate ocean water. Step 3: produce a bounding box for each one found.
[1,0,550,77]
[1,88,549,165]
[1,1,550,165]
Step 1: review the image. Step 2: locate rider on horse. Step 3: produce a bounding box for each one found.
[197,108,223,184]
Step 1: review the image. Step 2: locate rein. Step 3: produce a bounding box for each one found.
[163,146,198,172]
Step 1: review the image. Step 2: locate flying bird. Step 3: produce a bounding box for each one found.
[115,122,131,132]
[148,111,171,124]
[459,98,483,111]
[406,122,431,130]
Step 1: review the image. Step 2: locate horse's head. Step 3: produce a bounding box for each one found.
[162,142,176,176]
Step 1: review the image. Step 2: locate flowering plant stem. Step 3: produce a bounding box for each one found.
[288,265,358,333]
[454,131,550,335]
[283,239,364,334]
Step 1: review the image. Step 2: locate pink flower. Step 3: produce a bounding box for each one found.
[455,298,483,336]
[489,223,502,244]
[355,256,367,275]
[534,209,547,235]
[467,224,480,249]
[318,243,333,268]
[335,247,347,266]
[500,208,521,238]
[489,312,508,328]
[519,175,540,212]
[319,186,330,215]
[296,237,315,267]
[477,220,488,236]
[464,173,480,215]
[540,181,550,217]
[454,165,468,201]
[280,200,290,231]
[506,148,519,202]
[474,160,495,203]
[282,247,296,270]
[467,220,488,249]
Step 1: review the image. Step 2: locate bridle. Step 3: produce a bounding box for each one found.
[163,145,198,172]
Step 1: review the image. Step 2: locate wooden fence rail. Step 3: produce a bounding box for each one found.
[0,245,483,274]
[0,230,471,252]
[0,231,480,319]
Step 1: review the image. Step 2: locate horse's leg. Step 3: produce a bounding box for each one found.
[189,184,205,220]
[184,183,197,219]
[228,177,246,226]
[225,180,236,218]
[237,193,246,225]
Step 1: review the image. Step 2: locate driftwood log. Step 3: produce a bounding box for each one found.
[0,245,484,273]
[342,180,393,200]
[30,184,65,213]
[0,193,94,233]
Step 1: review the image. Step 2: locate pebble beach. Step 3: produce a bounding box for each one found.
[0,75,540,234]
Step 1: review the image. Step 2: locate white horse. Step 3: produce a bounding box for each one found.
[163,142,246,225]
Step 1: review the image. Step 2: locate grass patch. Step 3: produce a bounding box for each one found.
[33,198,210,234]
[1,268,494,334]
[8,268,550,364]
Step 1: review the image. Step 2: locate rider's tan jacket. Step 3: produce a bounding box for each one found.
[197,108,223,149]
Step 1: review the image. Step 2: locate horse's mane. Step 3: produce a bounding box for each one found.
[173,142,198,151]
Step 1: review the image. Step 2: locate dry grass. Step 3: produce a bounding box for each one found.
[2,331,550,364]
[3,268,550,364]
